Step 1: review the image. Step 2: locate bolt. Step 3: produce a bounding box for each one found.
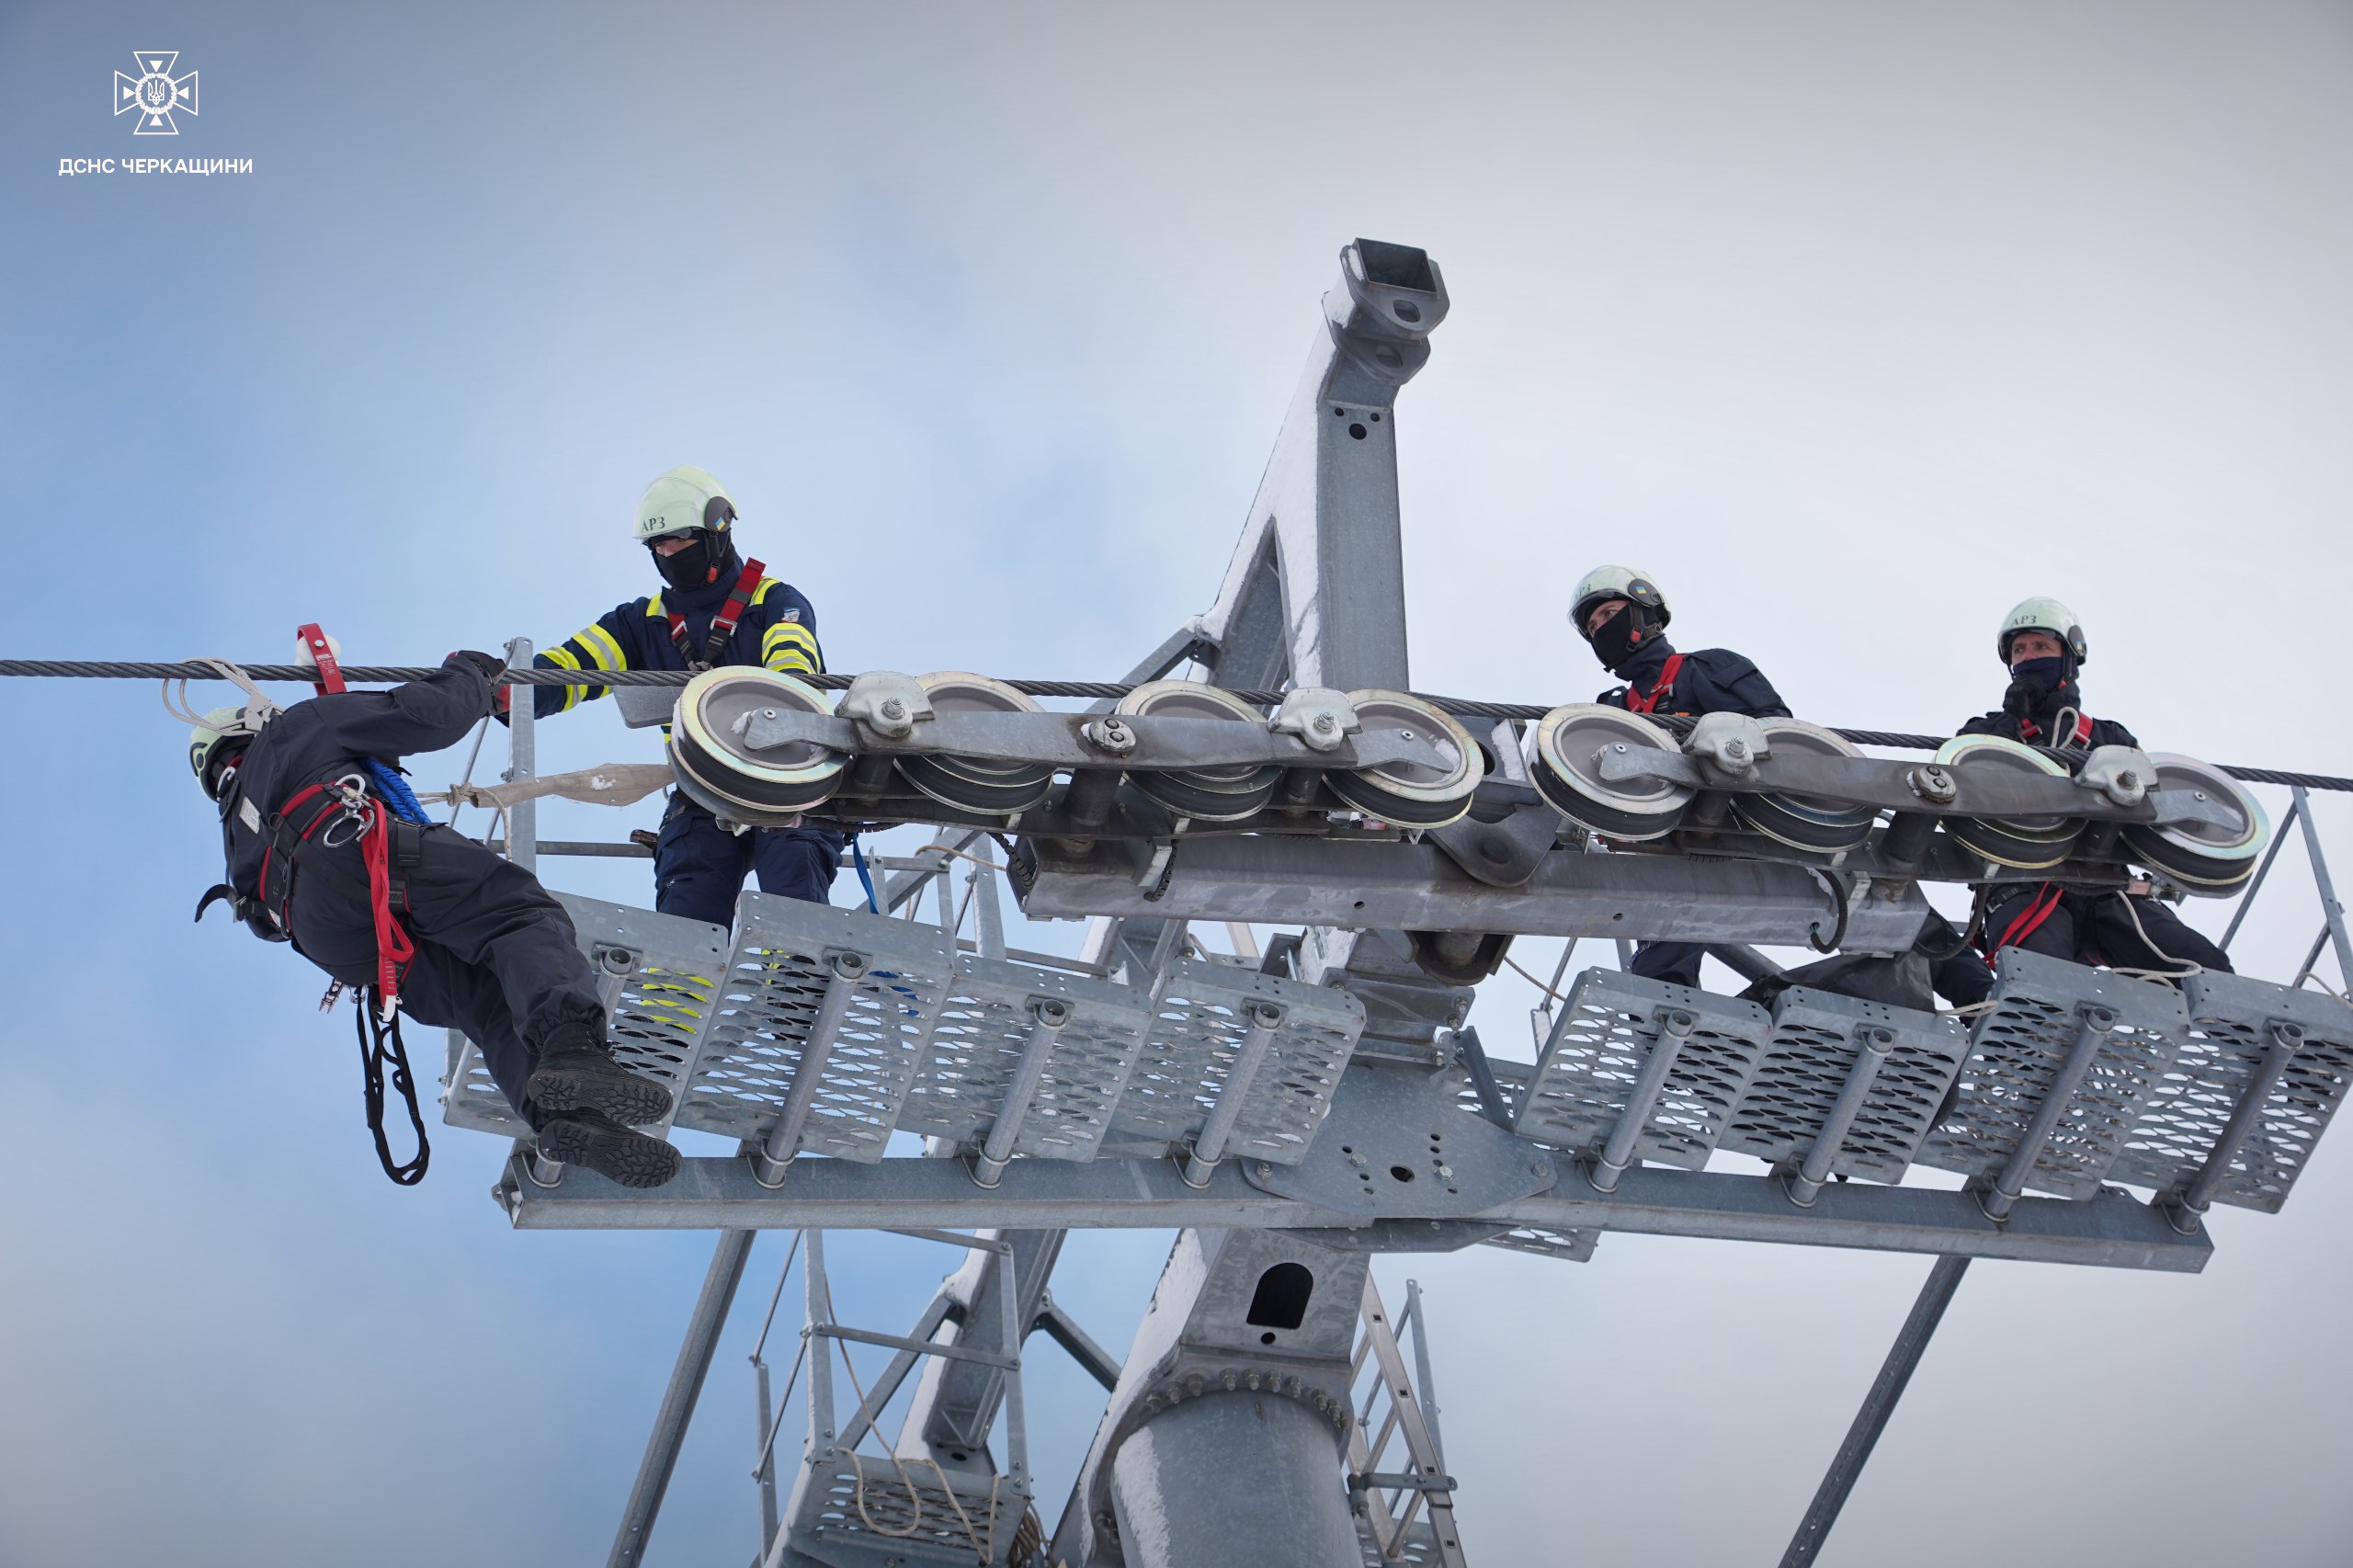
[2117,770,2137,789]
[1725,739,1747,757]
[1255,1161,1274,1180]
[1313,712,1336,733]
[880,698,906,721]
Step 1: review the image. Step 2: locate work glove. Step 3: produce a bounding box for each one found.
[443,649,511,717]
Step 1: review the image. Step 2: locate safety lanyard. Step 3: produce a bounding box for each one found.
[666,558,767,671]
[1621,652,1685,715]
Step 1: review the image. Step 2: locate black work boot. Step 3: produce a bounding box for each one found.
[536,1108,682,1189]
[527,1018,675,1127]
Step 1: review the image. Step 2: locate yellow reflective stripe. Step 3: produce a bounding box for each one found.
[541,644,587,712]
[763,621,819,675]
[750,578,778,605]
[645,594,666,619]
[581,624,627,672]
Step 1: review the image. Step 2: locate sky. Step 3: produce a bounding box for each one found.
[2,2,2350,1564]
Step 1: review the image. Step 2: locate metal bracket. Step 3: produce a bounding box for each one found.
[835,668,933,739]
[1269,687,1362,753]
[1686,712,1770,778]
[739,704,1448,773]
[1423,801,1560,888]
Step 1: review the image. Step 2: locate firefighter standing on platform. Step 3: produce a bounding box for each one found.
[1571,564,1792,990]
[525,465,843,926]
[1928,597,2233,1005]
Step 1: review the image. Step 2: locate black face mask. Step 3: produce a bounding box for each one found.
[653,531,738,592]
[2003,655,2071,714]
[1587,606,1652,673]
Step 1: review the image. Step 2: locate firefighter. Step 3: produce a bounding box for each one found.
[189,654,681,1187]
[1927,597,2232,1006]
[523,464,842,927]
[1571,564,1792,988]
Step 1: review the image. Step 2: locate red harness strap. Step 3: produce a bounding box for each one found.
[1984,881,2065,967]
[666,558,767,670]
[1621,652,1686,715]
[297,622,347,696]
[2017,711,2094,745]
[358,799,415,1006]
[255,779,415,1009]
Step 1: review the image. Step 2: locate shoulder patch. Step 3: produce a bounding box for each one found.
[778,607,800,623]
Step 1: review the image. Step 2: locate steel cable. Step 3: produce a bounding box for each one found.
[6,656,2347,791]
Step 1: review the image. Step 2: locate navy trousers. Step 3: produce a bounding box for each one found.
[654,791,843,928]
[288,824,603,1130]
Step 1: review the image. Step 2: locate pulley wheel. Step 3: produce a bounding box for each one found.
[1530,703,1691,841]
[1932,735,2082,870]
[667,667,846,816]
[2121,754,2269,892]
[1730,719,1878,853]
[893,672,1056,817]
[1325,691,1484,828]
[1114,680,1281,823]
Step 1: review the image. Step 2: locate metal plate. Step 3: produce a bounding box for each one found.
[441,892,731,1137]
[898,960,1154,1162]
[1914,948,2187,1199]
[1719,987,1969,1185]
[1108,959,1366,1165]
[1253,1063,1557,1217]
[1473,1224,1599,1263]
[1510,970,1774,1168]
[2109,970,2353,1212]
[670,891,955,1161]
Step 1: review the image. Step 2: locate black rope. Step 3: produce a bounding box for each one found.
[7,655,2349,792]
[353,990,430,1186]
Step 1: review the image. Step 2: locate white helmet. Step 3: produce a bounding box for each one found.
[1569,564,1671,639]
[1996,596,2088,668]
[633,464,737,546]
[188,705,259,796]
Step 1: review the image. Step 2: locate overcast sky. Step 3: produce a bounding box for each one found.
[3,3,2350,1564]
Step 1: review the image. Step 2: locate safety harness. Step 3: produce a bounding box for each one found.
[193,624,432,1184]
[1620,652,1686,715]
[665,558,767,671]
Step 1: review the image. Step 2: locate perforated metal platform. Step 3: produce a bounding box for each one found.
[1720,987,1971,1186]
[1511,971,1774,1168]
[2109,970,2353,1212]
[1111,958,1365,1165]
[784,1449,1029,1567]
[444,892,1365,1177]
[1915,948,2188,1199]
[442,892,731,1138]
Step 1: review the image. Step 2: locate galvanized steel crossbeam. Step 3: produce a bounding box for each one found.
[1018,833,1932,949]
[492,1151,2211,1271]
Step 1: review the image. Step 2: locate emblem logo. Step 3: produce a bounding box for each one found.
[115,51,199,136]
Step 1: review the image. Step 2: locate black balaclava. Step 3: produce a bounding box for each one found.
[653,528,743,594]
[1587,602,1664,675]
[2002,655,2074,719]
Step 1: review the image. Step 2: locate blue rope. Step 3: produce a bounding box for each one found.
[850,835,881,914]
[362,757,432,824]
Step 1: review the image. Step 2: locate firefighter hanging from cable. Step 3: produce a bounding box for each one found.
[185,637,682,1188]
[516,464,842,928]
[1571,563,1792,990]
[1926,596,2234,1006]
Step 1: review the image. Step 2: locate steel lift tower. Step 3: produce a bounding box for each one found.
[400,241,2353,1568]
